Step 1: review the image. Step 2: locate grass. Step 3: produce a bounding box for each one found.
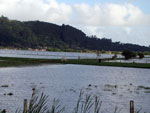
[0,57,150,68]
[0,90,147,113]
[0,91,120,113]
[138,86,150,90]
[73,91,102,113]
[1,85,9,87]
[64,59,150,69]
[0,57,62,67]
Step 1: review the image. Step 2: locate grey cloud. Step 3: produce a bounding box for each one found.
[76,26,150,46]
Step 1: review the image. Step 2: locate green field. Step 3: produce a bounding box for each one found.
[0,57,150,68]
[0,57,61,67]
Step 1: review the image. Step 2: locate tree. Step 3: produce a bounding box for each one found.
[0,16,150,51]
[138,52,144,59]
[122,50,136,60]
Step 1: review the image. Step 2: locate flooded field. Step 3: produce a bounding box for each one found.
[0,49,121,59]
[0,64,150,113]
[106,58,150,63]
[1,49,150,64]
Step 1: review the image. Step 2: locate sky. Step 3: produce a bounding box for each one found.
[0,0,150,46]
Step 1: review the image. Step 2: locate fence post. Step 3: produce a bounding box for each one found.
[130,100,134,113]
[23,99,27,113]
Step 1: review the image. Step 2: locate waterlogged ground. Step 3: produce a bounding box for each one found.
[1,49,150,64]
[0,64,150,113]
[0,49,121,59]
[106,58,150,63]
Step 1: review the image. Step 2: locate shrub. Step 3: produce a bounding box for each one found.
[122,50,136,60]
[138,52,144,59]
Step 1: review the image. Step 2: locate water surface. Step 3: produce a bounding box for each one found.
[0,64,150,113]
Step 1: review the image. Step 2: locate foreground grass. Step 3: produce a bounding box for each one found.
[0,91,103,113]
[0,57,150,68]
[0,91,144,113]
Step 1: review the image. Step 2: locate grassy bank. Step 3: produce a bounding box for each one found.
[64,59,150,69]
[0,57,61,67]
[0,57,150,68]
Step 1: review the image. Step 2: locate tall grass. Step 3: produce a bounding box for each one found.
[15,91,65,113]
[73,91,102,113]
[0,91,146,113]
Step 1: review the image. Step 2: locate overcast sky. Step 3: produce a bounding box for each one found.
[0,0,150,46]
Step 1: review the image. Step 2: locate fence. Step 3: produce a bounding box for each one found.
[22,100,136,113]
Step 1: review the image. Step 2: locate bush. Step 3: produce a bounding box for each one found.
[138,52,144,59]
[122,50,136,60]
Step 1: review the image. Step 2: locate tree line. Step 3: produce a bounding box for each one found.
[0,16,150,52]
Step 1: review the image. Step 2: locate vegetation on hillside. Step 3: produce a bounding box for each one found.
[0,16,150,52]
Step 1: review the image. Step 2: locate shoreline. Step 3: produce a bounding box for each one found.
[0,57,150,69]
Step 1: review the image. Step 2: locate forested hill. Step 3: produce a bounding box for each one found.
[0,16,150,52]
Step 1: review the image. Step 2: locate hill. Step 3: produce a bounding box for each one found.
[0,16,150,52]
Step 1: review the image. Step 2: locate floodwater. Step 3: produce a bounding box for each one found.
[0,64,150,113]
[1,49,150,63]
[106,58,150,63]
[0,49,121,59]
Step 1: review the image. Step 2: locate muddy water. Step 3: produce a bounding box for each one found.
[0,64,150,113]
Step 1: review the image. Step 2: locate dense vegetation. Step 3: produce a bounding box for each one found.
[121,50,145,60]
[0,16,150,52]
[122,50,136,60]
[138,52,145,59]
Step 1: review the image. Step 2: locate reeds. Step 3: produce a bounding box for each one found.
[0,90,147,113]
[15,91,64,113]
[73,91,102,113]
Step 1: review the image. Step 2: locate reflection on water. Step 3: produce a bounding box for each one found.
[0,49,122,59]
[0,64,150,113]
[1,49,150,64]
[106,58,150,63]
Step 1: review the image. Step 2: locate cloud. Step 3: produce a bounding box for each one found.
[0,0,150,46]
[71,3,150,26]
[0,0,149,26]
[77,26,150,46]
[44,0,72,23]
[0,0,72,24]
